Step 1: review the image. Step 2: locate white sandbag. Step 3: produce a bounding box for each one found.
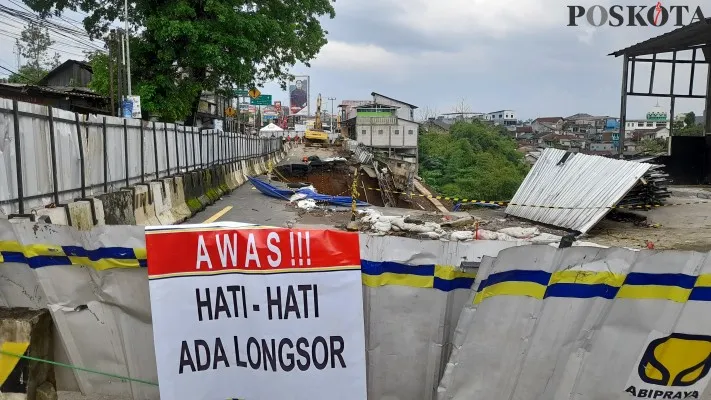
[498,227,540,239]
[373,221,392,233]
[450,231,474,241]
[529,233,563,244]
[296,199,317,210]
[476,229,500,240]
[419,231,442,240]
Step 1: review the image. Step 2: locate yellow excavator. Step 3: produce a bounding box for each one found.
[304,94,329,147]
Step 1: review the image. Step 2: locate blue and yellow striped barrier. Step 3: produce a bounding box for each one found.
[473,269,711,304]
[361,261,477,292]
[0,241,146,271]
[7,240,711,301]
[0,241,474,292]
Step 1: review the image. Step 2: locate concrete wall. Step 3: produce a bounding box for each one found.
[355,119,418,149]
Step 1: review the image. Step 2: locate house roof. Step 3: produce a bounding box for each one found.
[609,17,711,57]
[516,126,533,133]
[427,119,452,130]
[355,102,398,109]
[370,92,418,109]
[534,117,564,123]
[38,59,92,86]
[0,82,105,99]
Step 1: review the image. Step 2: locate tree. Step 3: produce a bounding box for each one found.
[452,98,471,116]
[672,117,704,136]
[8,21,60,84]
[416,105,439,122]
[24,0,335,121]
[418,120,528,201]
[684,111,696,127]
[640,138,667,155]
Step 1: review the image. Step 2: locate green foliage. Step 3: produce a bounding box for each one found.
[25,0,335,120]
[672,118,704,136]
[418,121,529,201]
[684,111,696,127]
[639,138,667,154]
[8,64,48,84]
[86,51,110,95]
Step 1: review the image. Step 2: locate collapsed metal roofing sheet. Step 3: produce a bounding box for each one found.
[505,148,652,233]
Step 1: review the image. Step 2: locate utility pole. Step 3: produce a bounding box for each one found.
[108,30,115,116]
[327,97,335,132]
[117,31,124,116]
[124,0,131,96]
[13,39,20,70]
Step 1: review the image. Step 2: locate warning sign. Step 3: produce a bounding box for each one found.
[625,331,711,399]
[146,222,367,400]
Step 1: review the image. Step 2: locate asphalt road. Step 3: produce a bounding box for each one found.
[184,144,343,228]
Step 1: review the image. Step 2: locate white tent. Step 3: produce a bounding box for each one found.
[259,123,283,133]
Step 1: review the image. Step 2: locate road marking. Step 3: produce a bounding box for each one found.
[203,206,233,223]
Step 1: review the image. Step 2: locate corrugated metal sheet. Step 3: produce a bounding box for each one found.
[505,148,652,233]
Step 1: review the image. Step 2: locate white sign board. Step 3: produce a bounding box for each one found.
[127,95,142,119]
[146,222,367,400]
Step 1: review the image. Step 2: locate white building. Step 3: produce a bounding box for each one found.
[484,110,517,127]
[623,104,670,138]
[341,99,419,163]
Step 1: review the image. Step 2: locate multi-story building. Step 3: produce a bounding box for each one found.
[484,110,517,127]
[531,117,564,134]
[623,105,671,138]
[340,93,419,164]
[372,92,417,121]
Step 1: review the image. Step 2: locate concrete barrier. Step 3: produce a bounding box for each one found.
[132,184,160,226]
[225,164,237,190]
[203,168,222,202]
[183,172,205,213]
[0,308,56,400]
[169,176,193,221]
[34,206,69,225]
[82,198,106,226]
[150,181,177,225]
[196,171,212,208]
[66,201,95,231]
[217,165,230,194]
[96,190,135,225]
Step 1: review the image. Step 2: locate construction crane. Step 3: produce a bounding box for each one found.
[304,94,329,147]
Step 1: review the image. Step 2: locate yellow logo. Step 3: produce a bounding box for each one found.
[638,333,711,387]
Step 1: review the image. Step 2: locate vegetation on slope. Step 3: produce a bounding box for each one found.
[418,121,529,202]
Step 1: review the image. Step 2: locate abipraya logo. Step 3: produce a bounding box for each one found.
[568,2,706,27]
[625,331,711,399]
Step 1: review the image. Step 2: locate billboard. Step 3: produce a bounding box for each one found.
[289,76,309,116]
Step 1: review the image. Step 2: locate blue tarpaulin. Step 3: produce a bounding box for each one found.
[248,177,370,207]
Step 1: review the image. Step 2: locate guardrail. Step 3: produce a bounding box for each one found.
[0,98,282,217]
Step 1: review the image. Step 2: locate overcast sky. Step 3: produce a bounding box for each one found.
[0,0,707,120]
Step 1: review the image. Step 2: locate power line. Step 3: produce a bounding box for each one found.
[0,27,96,56]
[0,5,105,51]
[0,62,35,83]
[0,29,102,55]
